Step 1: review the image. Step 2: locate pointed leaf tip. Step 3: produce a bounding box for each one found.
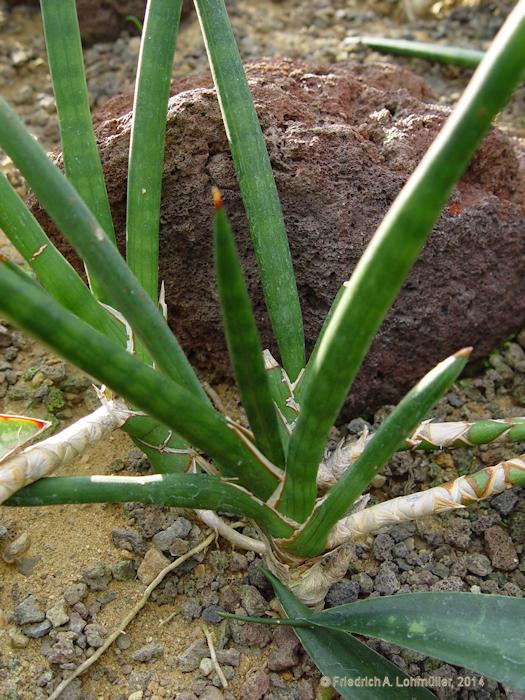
[212,186,223,210]
[456,347,473,359]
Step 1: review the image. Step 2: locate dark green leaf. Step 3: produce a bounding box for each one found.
[262,569,435,699]
[214,202,284,468]
[305,592,525,690]
[194,0,305,379]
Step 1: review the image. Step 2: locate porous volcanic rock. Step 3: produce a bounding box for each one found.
[31,59,525,417]
[5,0,193,45]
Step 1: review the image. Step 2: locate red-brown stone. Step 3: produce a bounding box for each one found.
[30,59,525,417]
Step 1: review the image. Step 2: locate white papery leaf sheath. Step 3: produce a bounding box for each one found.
[327,455,525,549]
[0,399,130,504]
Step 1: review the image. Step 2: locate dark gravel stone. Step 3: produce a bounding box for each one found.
[241,669,270,700]
[111,559,136,581]
[131,642,164,662]
[239,585,267,616]
[373,532,395,561]
[484,525,519,571]
[153,518,192,551]
[216,649,240,667]
[267,627,301,672]
[201,605,225,624]
[82,561,112,590]
[443,517,472,551]
[388,522,416,542]
[84,623,107,648]
[232,619,272,649]
[430,576,466,592]
[374,563,400,595]
[178,640,209,672]
[23,619,52,638]
[13,594,45,625]
[464,553,493,577]
[181,598,202,621]
[111,528,147,556]
[351,571,375,594]
[325,579,359,606]
[470,511,502,535]
[491,489,519,516]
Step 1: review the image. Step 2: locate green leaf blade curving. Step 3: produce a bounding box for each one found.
[0,260,280,500]
[305,592,525,690]
[262,568,435,700]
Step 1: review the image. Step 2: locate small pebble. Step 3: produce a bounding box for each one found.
[117,633,132,650]
[46,601,69,628]
[137,548,170,585]
[9,626,29,648]
[2,531,31,563]
[23,618,52,638]
[82,561,112,590]
[131,642,164,662]
[63,582,88,605]
[13,594,45,625]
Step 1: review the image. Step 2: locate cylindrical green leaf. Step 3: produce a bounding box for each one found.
[6,473,293,539]
[214,200,284,468]
[288,350,469,558]
[0,261,280,499]
[349,36,484,69]
[194,0,305,380]
[283,2,525,522]
[126,0,182,303]
[0,96,205,402]
[0,172,122,343]
[41,0,116,300]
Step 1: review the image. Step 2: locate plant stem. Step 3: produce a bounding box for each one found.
[317,416,525,489]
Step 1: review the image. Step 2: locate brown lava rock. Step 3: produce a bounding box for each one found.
[5,0,193,45]
[31,59,525,416]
